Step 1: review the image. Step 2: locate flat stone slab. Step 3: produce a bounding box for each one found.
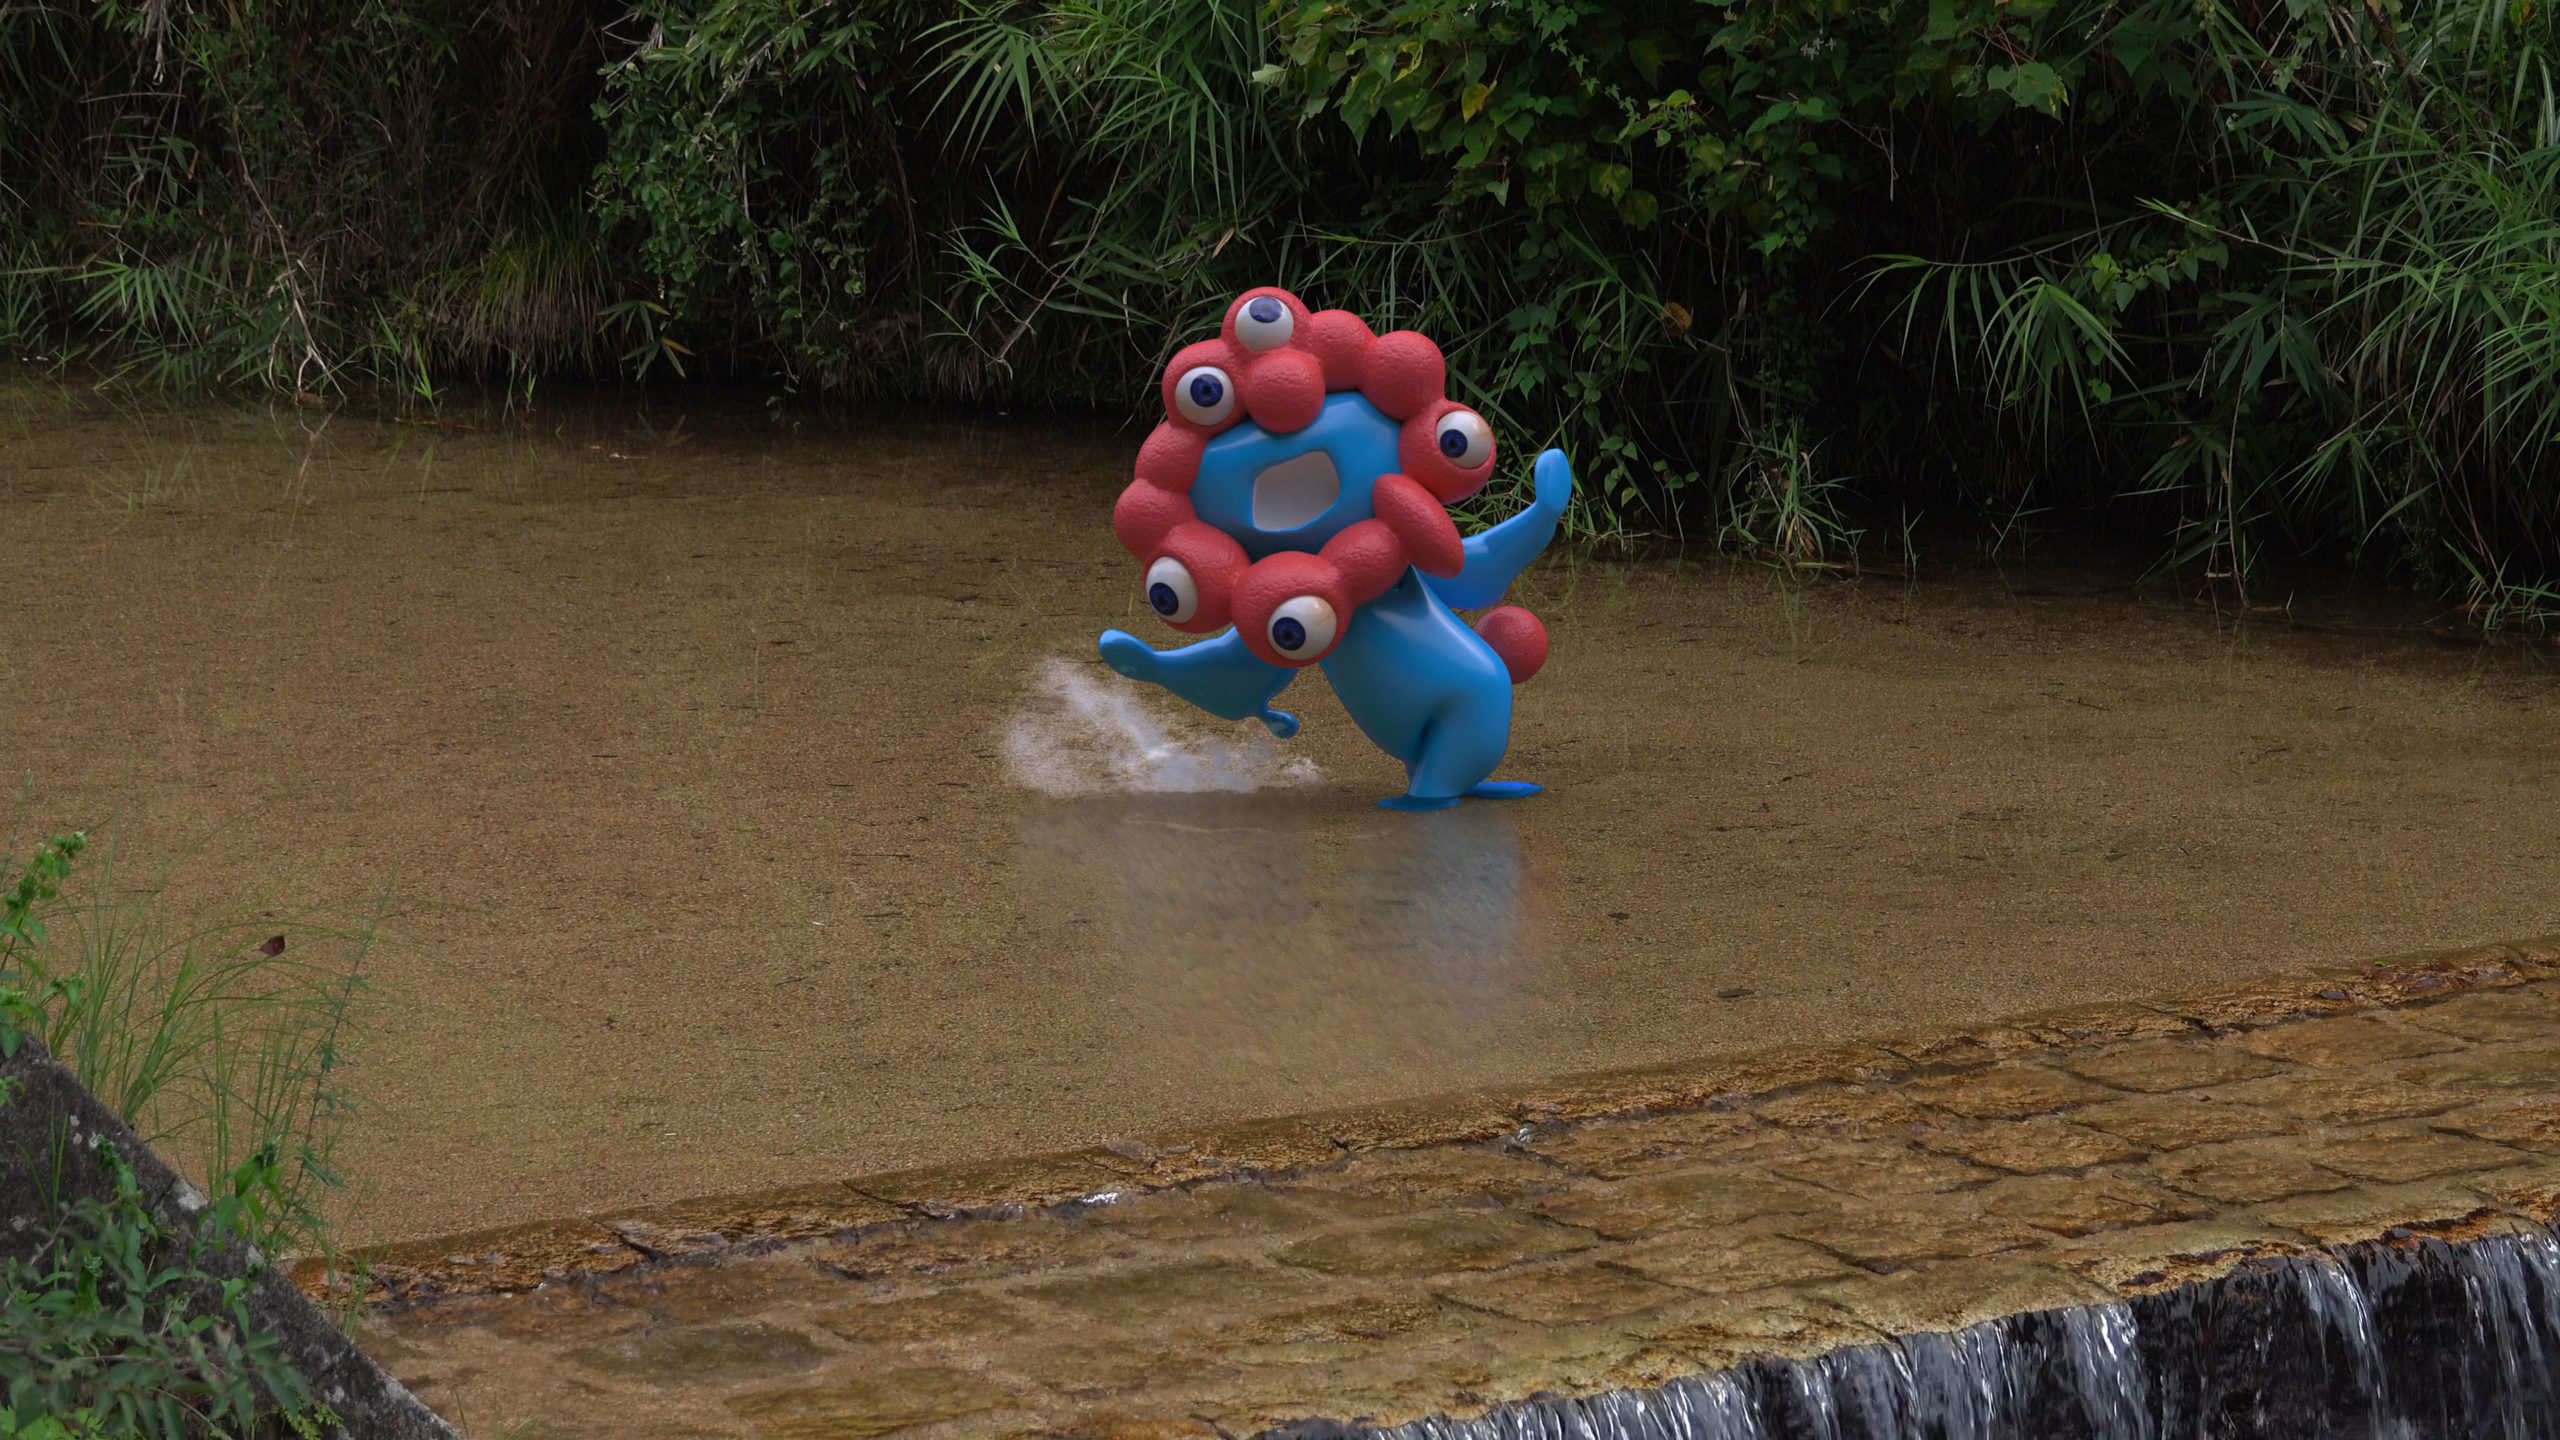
[346,936,2560,1438]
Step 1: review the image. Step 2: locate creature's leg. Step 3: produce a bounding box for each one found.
[1098,628,1301,738]
[1423,448,1575,611]
[1375,684,1514,810]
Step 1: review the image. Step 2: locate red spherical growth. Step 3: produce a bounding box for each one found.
[1319,519,1407,606]
[1370,472,1465,576]
[1113,478,1193,556]
[1231,550,1352,667]
[1160,338,1250,436]
[1222,287,1314,353]
[1302,309,1377,391]
[1473,605,1548,683]
[1149,521,1249,633]
[1243,349,1325,433]
[1399,400,1498,503]
[1361,331,1447,420]
[1133,422,1206,494]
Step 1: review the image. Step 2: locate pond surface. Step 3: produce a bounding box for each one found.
[2,376,2555,1243]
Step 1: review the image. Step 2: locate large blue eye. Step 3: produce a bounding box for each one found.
[1272,615,1305,650]
[1151,583,1182,615]
[1434,408,1493,467]
[1235,292,1295,351]
[1173,365,1235,425]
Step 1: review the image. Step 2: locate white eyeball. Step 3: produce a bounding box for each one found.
[1235,294,1295,351]
[1267,595,1338,659]
[1145,556,1198,624]
[1434,408,1493,468]
[1174,365,1235,425]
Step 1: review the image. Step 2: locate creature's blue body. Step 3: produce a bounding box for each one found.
[1099,393,1573,810]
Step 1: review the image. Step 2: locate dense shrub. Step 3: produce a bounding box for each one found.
[5,0,2556,611]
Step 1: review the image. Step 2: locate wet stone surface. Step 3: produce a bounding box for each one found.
[351,938,2560,1438]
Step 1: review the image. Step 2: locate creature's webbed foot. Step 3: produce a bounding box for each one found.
[1099,628,1300,738]
[1376,793,1463,812]
[1375,779,1539,810]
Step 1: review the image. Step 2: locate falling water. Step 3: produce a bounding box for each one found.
[1001,657,1321,795]
[1312,1229,2560,1440]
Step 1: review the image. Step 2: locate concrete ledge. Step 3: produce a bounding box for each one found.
[351,933,2560,1437]
[333,933,2560,1303]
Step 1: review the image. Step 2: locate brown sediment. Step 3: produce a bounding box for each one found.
[3,378,2557,1248]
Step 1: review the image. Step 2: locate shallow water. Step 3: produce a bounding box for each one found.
[2,378,2557,1241]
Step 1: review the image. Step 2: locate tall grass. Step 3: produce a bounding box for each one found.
[0,813,387,1264]
[1868,0,2560,619]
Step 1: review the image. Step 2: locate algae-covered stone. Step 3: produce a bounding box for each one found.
[2308,1127,2529,1184]
[1775,1205,2045,1267]
[1803,1254,2115,1335]
[2402,987,2560,1044]
[811,1290,1035,1345]
[1019,1259,1330,1327]
[1923,1119,2146,1173]
[2235,1015,2463,1066]
[2072,1094,2295,1150]
[1981,1173,2211,1235]
[569,1320,827,1384]
[1750,1085,1936,1138]
[2059,1040,2284,1093]
[1768,1143,1989,1199]
[1608,1229,1857,1292]
[2148,1141,2352,1204]
[1277,1209,1594,1275]
[2214,1070,2473,1124]
[1520,1109,1771,1179]
[1901,1065,2116,1119]
[728,1367,1024,1439]
[2435,1101,2560,1152]
[1439,1259,1688,1324]
[1524,1170,1834,1240]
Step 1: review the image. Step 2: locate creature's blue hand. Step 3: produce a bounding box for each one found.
[1098,628,1301,738]
[1425,447,1573,611]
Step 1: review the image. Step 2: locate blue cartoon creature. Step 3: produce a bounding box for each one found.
[1097,287,1572,811]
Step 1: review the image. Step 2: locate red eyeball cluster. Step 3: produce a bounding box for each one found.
[1112,287,1498,668]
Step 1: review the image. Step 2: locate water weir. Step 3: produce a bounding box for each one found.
[1328,1228,2560,1440]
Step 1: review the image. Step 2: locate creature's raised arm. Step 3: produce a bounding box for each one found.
[1423,448,1572,612]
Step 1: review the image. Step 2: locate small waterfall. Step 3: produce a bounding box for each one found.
[1312,1229,2560,1440]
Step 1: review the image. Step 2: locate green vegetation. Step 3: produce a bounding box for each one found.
[0,1147,333,1440]
[2,825,378,1437]
[1,819,380,1262]
[4,0,2555,616]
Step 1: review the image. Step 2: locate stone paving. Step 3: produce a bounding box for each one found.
[344,937,2560,1439]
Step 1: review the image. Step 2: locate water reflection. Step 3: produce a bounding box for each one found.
[1016,793,1531,1091]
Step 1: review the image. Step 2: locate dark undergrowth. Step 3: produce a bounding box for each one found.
[3,0,2556,622]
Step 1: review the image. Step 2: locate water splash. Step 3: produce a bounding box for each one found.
[1311,1229,2560,1440]
[1001,658,1320,796]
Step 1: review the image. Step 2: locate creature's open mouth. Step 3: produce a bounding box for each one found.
[1251,450,1340,531]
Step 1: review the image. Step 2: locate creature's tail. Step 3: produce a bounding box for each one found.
[1473,605,1548,684]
